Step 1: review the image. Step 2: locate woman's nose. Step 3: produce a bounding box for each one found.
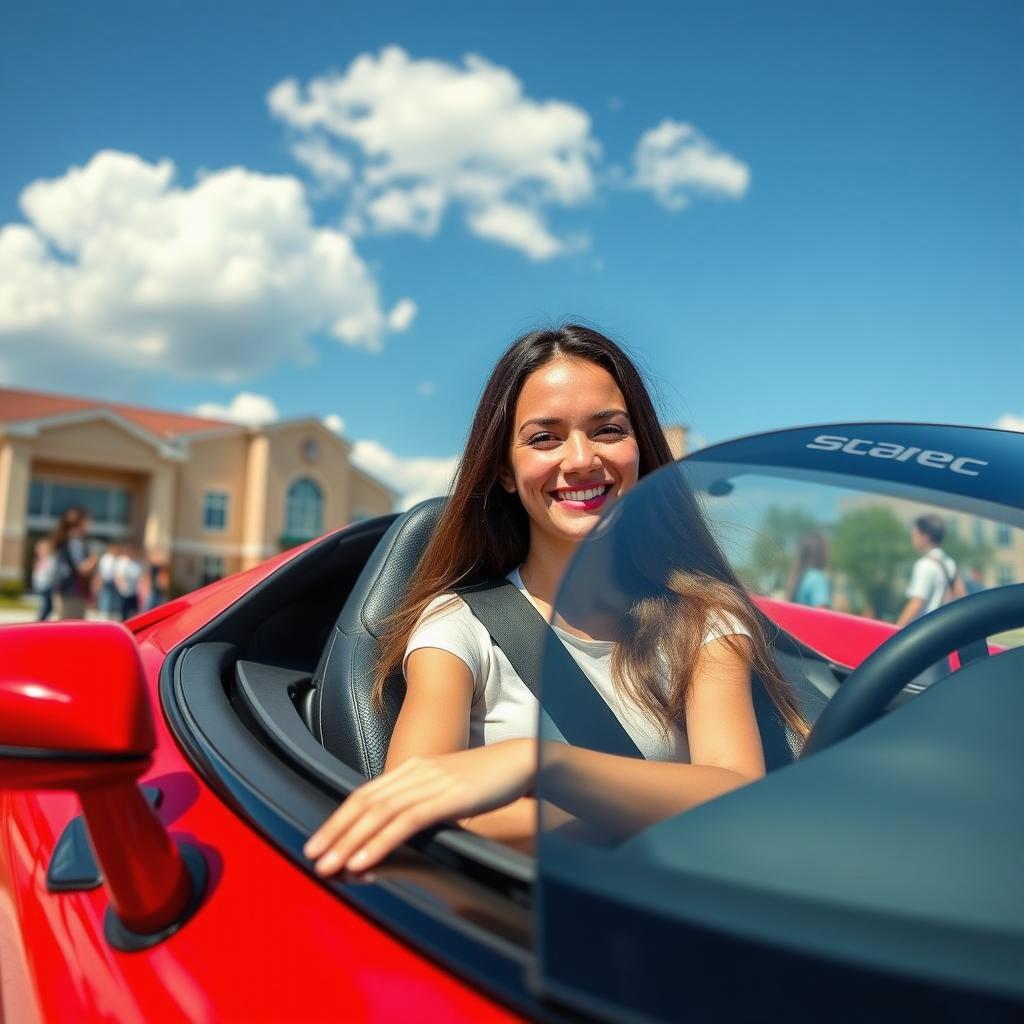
[562,431,600,471]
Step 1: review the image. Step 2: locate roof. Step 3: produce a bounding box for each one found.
[0,385,398,500]
[0,386,232,439]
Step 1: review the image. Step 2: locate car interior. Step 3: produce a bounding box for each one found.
[166,497,846,880]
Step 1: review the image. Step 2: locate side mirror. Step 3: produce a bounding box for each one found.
[0,621,204,948]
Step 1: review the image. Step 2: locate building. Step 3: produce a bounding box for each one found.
[663,424,689,461]
[0,387,396,593]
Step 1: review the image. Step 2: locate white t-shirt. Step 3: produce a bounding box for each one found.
[906,548,957,617]
[115,555,142,597]
[98,551,118,584]
[403,568,751,762]
[32,554,55,593]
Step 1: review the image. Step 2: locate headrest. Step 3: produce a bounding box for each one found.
[335,496,447,638]
[313,497,446,776]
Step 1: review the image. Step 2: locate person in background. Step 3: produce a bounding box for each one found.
[97,543,122,620]
[32,539,56,621]
[895,514,966,627]
[49,507,99,620]
[895,514,968,692]
[144,552,170,611]
[786,532,831,609]
[115,545,143,620]
[963,564,987,596]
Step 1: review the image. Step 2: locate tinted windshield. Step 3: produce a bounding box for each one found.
[688,461,1024,651]
[533,433,1024,1018]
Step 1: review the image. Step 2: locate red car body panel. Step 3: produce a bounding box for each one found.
[753,596,899,668]
[0,532,522,1024]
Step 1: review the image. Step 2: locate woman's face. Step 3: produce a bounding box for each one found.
[501,357,641,551]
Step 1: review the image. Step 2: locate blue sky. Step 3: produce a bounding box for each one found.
[2,1,1021,502]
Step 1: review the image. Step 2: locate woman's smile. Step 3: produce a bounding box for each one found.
[549,483,613,511]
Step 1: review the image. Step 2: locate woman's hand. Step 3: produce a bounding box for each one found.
[304,738,536,876]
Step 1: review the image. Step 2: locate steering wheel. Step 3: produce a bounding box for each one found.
[800,584,1024,757]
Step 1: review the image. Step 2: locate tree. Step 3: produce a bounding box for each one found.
[740,506,821,596]
[831,506,915,620]
[941,532,994,579]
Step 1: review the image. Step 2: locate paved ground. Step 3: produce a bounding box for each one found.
[0,602,108,625]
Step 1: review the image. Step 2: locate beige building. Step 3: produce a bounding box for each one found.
[663,424,689,461]
[0,387,396,593]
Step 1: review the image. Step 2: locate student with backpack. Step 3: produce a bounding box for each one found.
[896,514,967,627]
[49,507,99,620]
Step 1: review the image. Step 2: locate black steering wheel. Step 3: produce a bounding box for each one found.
[801,584,1024,757]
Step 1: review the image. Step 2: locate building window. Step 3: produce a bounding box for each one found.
[27,479,133,527]
[284,478,323,541]
[202,491,229,531]
[996,524,1012,547]
[199,556,224,587]
[998,564,1014,587]
[972,518,986,547]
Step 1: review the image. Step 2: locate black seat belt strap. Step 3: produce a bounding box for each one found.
[458,578,644,759]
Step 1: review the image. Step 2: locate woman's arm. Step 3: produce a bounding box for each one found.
[539,636,763,837]
[305,637,763,874]
[385,648,474,767]
[386,648,538,852]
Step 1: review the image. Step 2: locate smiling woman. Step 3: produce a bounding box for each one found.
[305,324,806,876]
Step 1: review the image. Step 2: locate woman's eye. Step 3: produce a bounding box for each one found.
[526,432,560,447]
[596,424,627,438]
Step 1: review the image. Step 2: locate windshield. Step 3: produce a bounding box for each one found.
[687,461,1024,652]
[536,448,1024,826]
[533,431,1024,1017]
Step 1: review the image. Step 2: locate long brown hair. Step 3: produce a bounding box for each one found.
[49,506,89,549]
[372,324,806,740]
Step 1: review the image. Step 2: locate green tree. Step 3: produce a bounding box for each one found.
[741,506,821,595]
[831,506,915,620]
[941,533,994,578]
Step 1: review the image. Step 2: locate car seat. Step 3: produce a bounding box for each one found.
[312,497,446,778]
[311,496,823,778]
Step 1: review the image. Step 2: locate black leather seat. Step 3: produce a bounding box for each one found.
[311,496,823,779]
[312,497,446,778]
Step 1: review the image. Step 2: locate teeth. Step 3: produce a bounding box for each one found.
[561,486,606,502]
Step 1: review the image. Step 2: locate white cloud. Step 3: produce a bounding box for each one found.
[994,414,1024,432]
[268,46,600,261]
[289,137,354,190]
[416,379,438,397]
[192,392,280,426]
[322,412,346,435]
[465,202,565,261]
[0,149,413,386]
[632,120,750,211]
[350,438,458,510]
[386,297,418,332]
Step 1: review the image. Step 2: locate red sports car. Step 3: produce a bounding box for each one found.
[2,422,1022,1022]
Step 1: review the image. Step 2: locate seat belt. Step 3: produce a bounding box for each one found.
[457,578,644,759]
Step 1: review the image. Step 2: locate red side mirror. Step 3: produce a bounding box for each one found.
[0,622,203,947]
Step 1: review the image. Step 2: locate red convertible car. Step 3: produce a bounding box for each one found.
[1,422,1022,1022]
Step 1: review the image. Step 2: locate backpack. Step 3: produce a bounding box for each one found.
[55,544,86,598]
[927,552,962,606]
